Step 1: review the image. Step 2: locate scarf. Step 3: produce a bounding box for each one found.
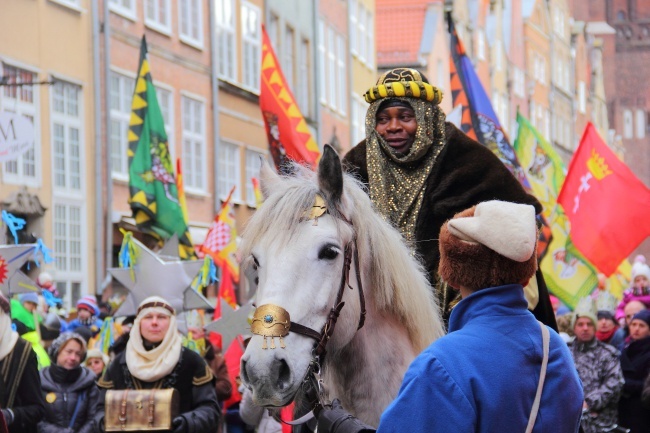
[596,327,618,343]
[126,298,182,382]
[365,97,446,243]
[0,311,18,362]
[50,364,83,384]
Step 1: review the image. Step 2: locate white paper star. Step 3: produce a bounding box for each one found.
[109,237,212,316]
[204,299,254,351]
[0,244,39,296]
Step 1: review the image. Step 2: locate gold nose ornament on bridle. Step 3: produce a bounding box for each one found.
[250,304,290,349]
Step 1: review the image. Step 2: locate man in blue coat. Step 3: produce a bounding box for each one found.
[318,201,583,433]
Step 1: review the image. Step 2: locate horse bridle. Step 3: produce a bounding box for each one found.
[250,212,367,358]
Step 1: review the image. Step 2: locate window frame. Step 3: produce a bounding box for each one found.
[180,92,207,193]
[52,199,87,309]
[109,68,136,181]
[244,147,266,207]
[216,0,237,83]
[241,0,261,93]
[109,0,137,21]
[145,0,172,35]
[318,20,327,105]
[50,78,84,197]
[336,33,347,116]
[218,140,242,202]
[179,0,204,49]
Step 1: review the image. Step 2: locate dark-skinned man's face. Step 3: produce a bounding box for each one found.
[375,106,418,155]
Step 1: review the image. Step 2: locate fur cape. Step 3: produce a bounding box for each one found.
[343,122,557,330]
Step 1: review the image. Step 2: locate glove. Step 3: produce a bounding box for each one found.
[172,416,188,433]
[317,399,376,433]
[1,409,14,425]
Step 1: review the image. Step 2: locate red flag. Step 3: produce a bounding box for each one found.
[260,25,319,170]
[218,266,238,309]
[558,123,650,275]
[222,335,245,409]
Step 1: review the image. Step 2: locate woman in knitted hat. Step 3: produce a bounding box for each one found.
[618,309,650,432]
[342,67,557,329]
[84,348,109,377]
[0,293,44,433]
[615,259,650,326]
[38,332,98,433]
[95,296,220,433]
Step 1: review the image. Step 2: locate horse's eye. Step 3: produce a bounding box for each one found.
[318,246,339,260]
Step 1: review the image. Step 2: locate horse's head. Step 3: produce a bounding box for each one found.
[239,145,364,407]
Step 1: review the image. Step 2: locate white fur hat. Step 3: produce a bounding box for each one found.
[447,200,537,262]
[632,262,650,281]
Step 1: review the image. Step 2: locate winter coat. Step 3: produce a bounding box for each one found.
[0,338,45,433]
[95,347,220,433]
[38,366,98,433]
[618,336,650,432]
[642,371,650,408]
[570,339,624,433]
[376,285,583,433]
[343,123,557,330]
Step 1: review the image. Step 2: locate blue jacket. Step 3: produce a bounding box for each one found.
[377,284,583,433]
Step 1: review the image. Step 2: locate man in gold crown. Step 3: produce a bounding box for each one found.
[343,67,557,328]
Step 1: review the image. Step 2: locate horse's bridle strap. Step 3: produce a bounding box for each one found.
[289,321,323,342]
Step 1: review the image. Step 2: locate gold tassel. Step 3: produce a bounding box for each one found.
[262,337,268,350]
[270,337,276,349]
[279,337,286,349]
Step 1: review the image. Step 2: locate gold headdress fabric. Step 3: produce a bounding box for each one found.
[364,68,446,243]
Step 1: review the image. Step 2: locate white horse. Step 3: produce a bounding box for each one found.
[239,145,445,427]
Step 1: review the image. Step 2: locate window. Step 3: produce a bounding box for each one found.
[623,109,633,139]
[145,0,171,33]
[109,72,134,177]
[514,67,525,97]
[0,63,38,184]
[51,80,82,193]
[336,34,346,115]
[351,95,366,147]
[51,0,81,9]
[53,202,84,309]
[365,8,374,67]
[268,13,279,50]
[477,31,485,61]
[109,0,136,19]
[318,20,326,105]
[350,0,357,56]
[297,38,310,117]
[357,4,366,63]
[578,81,586,114]
[155,85,174,161]
[636,109,646,139]
[181,95,205,190]
[179,0,203,48]
[218,141,241,201]
[245,149,264,206]
[283,26,295,91]
[242,1,261,92]
[216,0,236,81]
[327,27,337,110]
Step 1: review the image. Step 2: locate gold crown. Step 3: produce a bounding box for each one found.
[586,149,612,180]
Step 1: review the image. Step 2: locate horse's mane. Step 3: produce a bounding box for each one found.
[241,165,445,351]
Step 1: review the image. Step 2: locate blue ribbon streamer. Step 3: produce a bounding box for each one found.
[31,239,54,268]
[1,210,26,244]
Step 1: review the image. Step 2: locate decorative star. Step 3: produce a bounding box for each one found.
[109,237,212,316]
[0,244,39,296]
[204,299,254,351]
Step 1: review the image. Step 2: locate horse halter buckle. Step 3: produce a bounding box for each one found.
[250,304,290,349]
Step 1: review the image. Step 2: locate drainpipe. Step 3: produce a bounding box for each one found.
[209,0,221,213]
[91,0,102,293]
[104,0,114,279]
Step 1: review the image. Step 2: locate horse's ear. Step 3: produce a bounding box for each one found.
[259,158,282,199]
[318,144,343,204]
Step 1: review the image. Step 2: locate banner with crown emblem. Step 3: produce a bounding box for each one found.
[558,123,650,276]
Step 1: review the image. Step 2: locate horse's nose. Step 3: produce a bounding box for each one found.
[242,355,292,391]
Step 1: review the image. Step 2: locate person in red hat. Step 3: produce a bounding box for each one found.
[67,296,103,337]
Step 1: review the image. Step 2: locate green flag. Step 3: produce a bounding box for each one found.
[127,36,196,260]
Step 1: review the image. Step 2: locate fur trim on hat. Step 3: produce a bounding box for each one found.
[439,202,538,291]
[632,262,650,282]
